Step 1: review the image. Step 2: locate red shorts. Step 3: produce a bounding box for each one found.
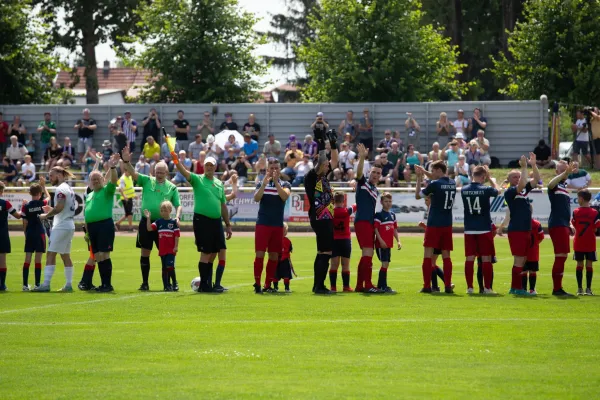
[508,231,532,257]
[424,226,453,251]
[549,226,571,254]
[254,225,284,253]
[355,220,375,249]
[464,232,495,257]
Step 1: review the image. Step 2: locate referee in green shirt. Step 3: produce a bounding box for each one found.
[121,147,182,291]
[174,155,232,293]
[84,153,120,292]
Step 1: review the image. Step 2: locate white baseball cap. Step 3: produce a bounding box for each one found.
[207,134,215,143]
[204,156,217,166]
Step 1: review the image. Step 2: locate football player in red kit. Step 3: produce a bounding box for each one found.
[329,192,356,292]
[571,189,600,295]
[374,193,402,293]
[523,218,544,295]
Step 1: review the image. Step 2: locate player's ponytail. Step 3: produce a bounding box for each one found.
[50,166,75,180]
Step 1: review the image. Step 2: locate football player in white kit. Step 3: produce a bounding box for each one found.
[34,167,77,292]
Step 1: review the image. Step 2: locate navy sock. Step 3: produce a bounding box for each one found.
[529,273,536,291]
[342,271,350,288]
[0,268,6,286]
[34,265,42,286]
[431,269,439,289]
[586,269,593,289]
[141,256,150,284]
[476,259,484,291]
[329,271,338,288]
[378,268,387,288]
[522,274,528,291]
[168,267,176,286]
[215,265,225,286]
[23,264,29,286]
[576,269,584,288]
[97,260,107,286]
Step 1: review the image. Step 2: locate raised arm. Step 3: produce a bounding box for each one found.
[516,155,528,193]
[356,143,368,180]
[226,175,238,201]
[273,170,290,201]
[415,167,424,200]
[548,162,573,189]
[107,153,120,185]
[120,147,138,181]
[174,156,192,182]
[528,152,540,187]
[253,171,271,202]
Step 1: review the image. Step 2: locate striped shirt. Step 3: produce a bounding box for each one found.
[122,119,138,143]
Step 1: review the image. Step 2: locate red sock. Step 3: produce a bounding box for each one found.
[84,263,95,271]
[356,258,365,290]
[443,258,453,288]
[23,262,30,269]
[253,257,264,286]
[265,259,277,287]
[552,256,566,291]
[422,258,432,288]
[218,260,225,268]
[464,260,474,289]
[362,256,374,289]
[34,263,42,270]
[482,262,493,289]
[512,266,523,289]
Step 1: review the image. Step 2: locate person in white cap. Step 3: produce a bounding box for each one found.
[173,153,232,292]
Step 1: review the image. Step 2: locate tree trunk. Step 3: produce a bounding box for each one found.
[501,0,521,57]
[82,24,99,104]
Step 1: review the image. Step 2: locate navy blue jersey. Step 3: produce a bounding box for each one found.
[548,180,571,228]
[255,179,291,227]
[0,199,16,233]
[421,177,456,227]
[461,183,498,233]
[505,182,534,232]
[355,176,378,223]
[22,199,47,235]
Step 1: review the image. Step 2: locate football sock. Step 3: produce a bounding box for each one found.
[529,272,537,291]
[586,267,593,289]
[43,264,55,286]
[521,273,528,291]
[265,259,277,287]
[476,262,484,291]
[206,262,214,288]
[141,256,150,284]
[215,260,225,286]
[431,269,439,289]
[378,267,388,289]
[161,266,169,288]
[356,258,365,290]
[576,267,584,289]
[511,266,523,290]
[253,257,264,286]
[342,270,350,288]
[313,255,319,291]
[168,267,176,287]
[82,263,95,285]
[105,259,113,286]
[421,258,432,289]
[552,256,567,291]
[362,256,374,289]
[465,260,474,289]
[482,262,493,289]
[284,278,290,290]
[34,263,42,286]
[442,258,453,288]
[436,266,444,280]
[329,270,338,289]
[273,281,279,290]
[64,266,73,286]
[23,262,30,286]
[97,260,107,286]
[317,254,331,289]
[0,267,6,286]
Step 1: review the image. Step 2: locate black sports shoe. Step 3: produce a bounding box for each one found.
[420,287,433,293]
[164,285,173,292]
[199,285,213,293]
[0,284,7,291]
[432,287,440,292]
[172,282,179,292]
[263,286,277,293]
[253,283,263,294]
[138,283,150,291]
[445,286,454,294]
[314,287,332,295]
[382,287,397,294]
[552,288,574,296]
[273,282,279,291]
[95,284,114,293]
[78,281,96,291]
[213,284,227,291]
[366,287,384,294]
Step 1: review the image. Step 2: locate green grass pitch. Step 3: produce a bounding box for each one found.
[1,233,599,399]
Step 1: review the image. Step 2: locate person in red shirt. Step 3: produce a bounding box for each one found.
[329,192,356,292]
[522,218,544,295]
[0,113,9,157]
[275,223,295,293]
[374,193,402,293]
[144,201,180,291]
[571,189,600,295]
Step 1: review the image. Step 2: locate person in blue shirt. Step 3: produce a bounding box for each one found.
[503,153,540,295]
[242,133,259,164]
[461,166,498,294]
[415,160,456,293]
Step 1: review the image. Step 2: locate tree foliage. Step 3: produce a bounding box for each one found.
[0,0,68,104]
[132,0,267,103]
[297,0,466,102]
[492,0,600,104]
[34,0,145,104]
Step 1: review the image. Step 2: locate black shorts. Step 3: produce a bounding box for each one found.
[137,217,159,250]
[122,198,133,216]
[433,248,442,255]
[310,219,334,253]
[193,213,226,254]
[376,248,391,262]
[573,140,589,156]
[332,239,352,258]
[87,218,115,253]
[574,251,597,262]
[276,259,293,280]
[129,141,136,153]
[594,138,600,154]
[24,231,46,253]
[161,254,175,268]
[523,261,539,272]
[0,231,11,253]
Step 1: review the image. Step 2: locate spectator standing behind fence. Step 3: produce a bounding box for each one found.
[263,133,281,159]
[37,112,57,160]
[75,108,97,164]
[376,130,398,154]
[243,114,261,142]
[533,139,554,169]
[56,137,75,169]
[220,112,238,131]
[10,116,26,145]
[188,134,205,161]
[141,108,161,148]
[468,108,487,140]
[453,109,468,138]
[475,130,491,166]
[44,137,62,171]
[0,113,8,156]
[358,109,373,157]
[110,116,128,155]
[573,109,591,165]
[197,111,214,138]
[173,110,190,152]
[338,110,357,141]
[405,113,421,151]
[311,112,329,146]
[123,111,138,153]
[436,112,453,147]
[6,136,27,169]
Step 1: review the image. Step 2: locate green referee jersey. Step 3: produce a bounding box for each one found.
[137,174,181,220]
[84,182,116,223]
[190,173,226,219]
